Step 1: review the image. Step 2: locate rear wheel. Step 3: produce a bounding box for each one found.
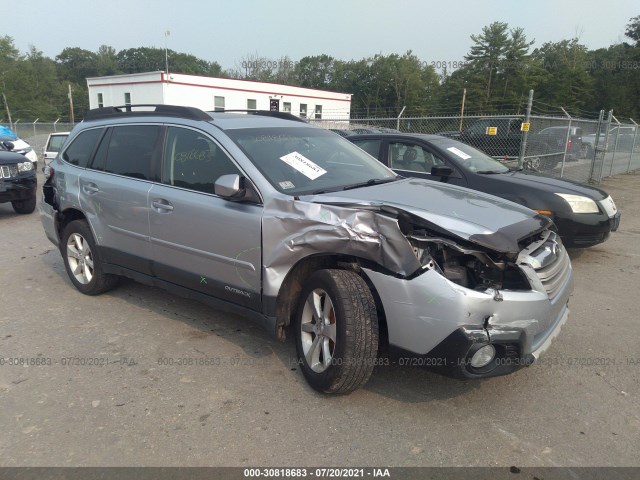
[61,220,118,295]
[295,269,379,394]
[11,195,36,214]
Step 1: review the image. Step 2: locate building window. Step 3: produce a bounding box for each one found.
[214,96,225,111]
[315,105,322,119]
[283,102,291,112]
[124,92,131,105]
[97,93,104,108]
[300,103,307,118]
[247,99,257,110]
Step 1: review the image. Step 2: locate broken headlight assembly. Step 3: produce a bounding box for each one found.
[407,231,530,292]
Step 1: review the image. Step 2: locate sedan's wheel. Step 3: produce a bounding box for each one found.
[295,269,379,394]
[525,156,541,171]
[61,220,118,295]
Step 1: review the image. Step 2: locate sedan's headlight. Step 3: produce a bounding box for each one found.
[555,193,599,213]
[17,161,34,172]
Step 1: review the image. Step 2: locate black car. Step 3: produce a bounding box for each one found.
[348,133,620,248]
[0,143,37,214]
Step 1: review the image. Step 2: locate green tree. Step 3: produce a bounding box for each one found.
[531,39,592,111]
[625,15,640,45]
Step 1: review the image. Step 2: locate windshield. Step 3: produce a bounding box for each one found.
[431,137,509,173]
[227,127,397,195]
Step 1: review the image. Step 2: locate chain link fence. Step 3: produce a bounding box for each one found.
[311,113,640,184]
[1,122,75,162]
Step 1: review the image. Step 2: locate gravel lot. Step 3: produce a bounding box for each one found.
[1,169,639,468]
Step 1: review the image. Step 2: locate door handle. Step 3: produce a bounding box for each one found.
[152,199,174,212]
[82,183,99,194]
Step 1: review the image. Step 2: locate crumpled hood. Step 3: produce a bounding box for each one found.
[305,178,552,254]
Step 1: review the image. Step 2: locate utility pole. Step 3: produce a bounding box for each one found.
[164,30,171,74]
[459,88,467,132]
[2,92,12,129]
[68,84,75,124]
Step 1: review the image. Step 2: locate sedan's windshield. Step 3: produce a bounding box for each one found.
[227,127,397,194]
[431,137,509,174]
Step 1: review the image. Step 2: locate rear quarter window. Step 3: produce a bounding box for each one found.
[62,128,103,167]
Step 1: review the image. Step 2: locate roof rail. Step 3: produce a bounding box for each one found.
[84,104,212,122]
[213,110,309,123]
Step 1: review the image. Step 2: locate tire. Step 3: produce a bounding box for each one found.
[11,195,36,214]
[583,144,594,159]
[61,220,118,295]
[294,269,379,394]
[541,155,560,170]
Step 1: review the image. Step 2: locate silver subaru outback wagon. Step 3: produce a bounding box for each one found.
[40,105,573,394]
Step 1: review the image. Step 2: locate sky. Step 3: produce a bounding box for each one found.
[2,0,638,70]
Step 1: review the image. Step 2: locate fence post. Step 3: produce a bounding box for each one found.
[396,106,406,132]
[608,115,621,177]
[518,89,534,168]
[627,119,639,174]
[597,110,613,184]
[589,110,604,182]
[560,107,572,178]
[53,118,60,133]
[32,118,39,137]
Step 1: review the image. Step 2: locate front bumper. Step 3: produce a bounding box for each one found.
[362,233,574,379]
[416,304,569,379]
[555,211,621,248]
[0,175,36,203]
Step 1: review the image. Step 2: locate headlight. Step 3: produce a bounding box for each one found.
[555,193,599,213]
[17,161,34,172]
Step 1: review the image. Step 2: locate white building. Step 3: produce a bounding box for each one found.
[86,71,351,119]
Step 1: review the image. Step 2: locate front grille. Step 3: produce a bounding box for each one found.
[0,165,18,179]
[519,231,572,298]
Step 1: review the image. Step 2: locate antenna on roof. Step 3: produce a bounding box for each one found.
[164,30,171,74]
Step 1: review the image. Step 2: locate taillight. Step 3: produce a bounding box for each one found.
[44,164,54,180]
[567,139,572,149]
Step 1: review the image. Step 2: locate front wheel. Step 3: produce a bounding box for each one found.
[11,195,36,214]
[295,269,379,394]
[61,220,119,295]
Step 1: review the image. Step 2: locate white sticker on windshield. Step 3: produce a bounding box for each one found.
[446,147,472,160]
[278,180,295,190]
[280,151,327,180]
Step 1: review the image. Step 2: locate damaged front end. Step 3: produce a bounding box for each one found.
[264,184,573,379]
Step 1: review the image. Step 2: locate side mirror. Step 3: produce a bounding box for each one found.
[431,165,454,177]
[2,141,14,151]
[214,174,246,199]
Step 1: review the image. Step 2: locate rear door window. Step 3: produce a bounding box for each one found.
[101,125,161,181]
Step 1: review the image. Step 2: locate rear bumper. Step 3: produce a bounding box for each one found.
[39,197,60,247]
